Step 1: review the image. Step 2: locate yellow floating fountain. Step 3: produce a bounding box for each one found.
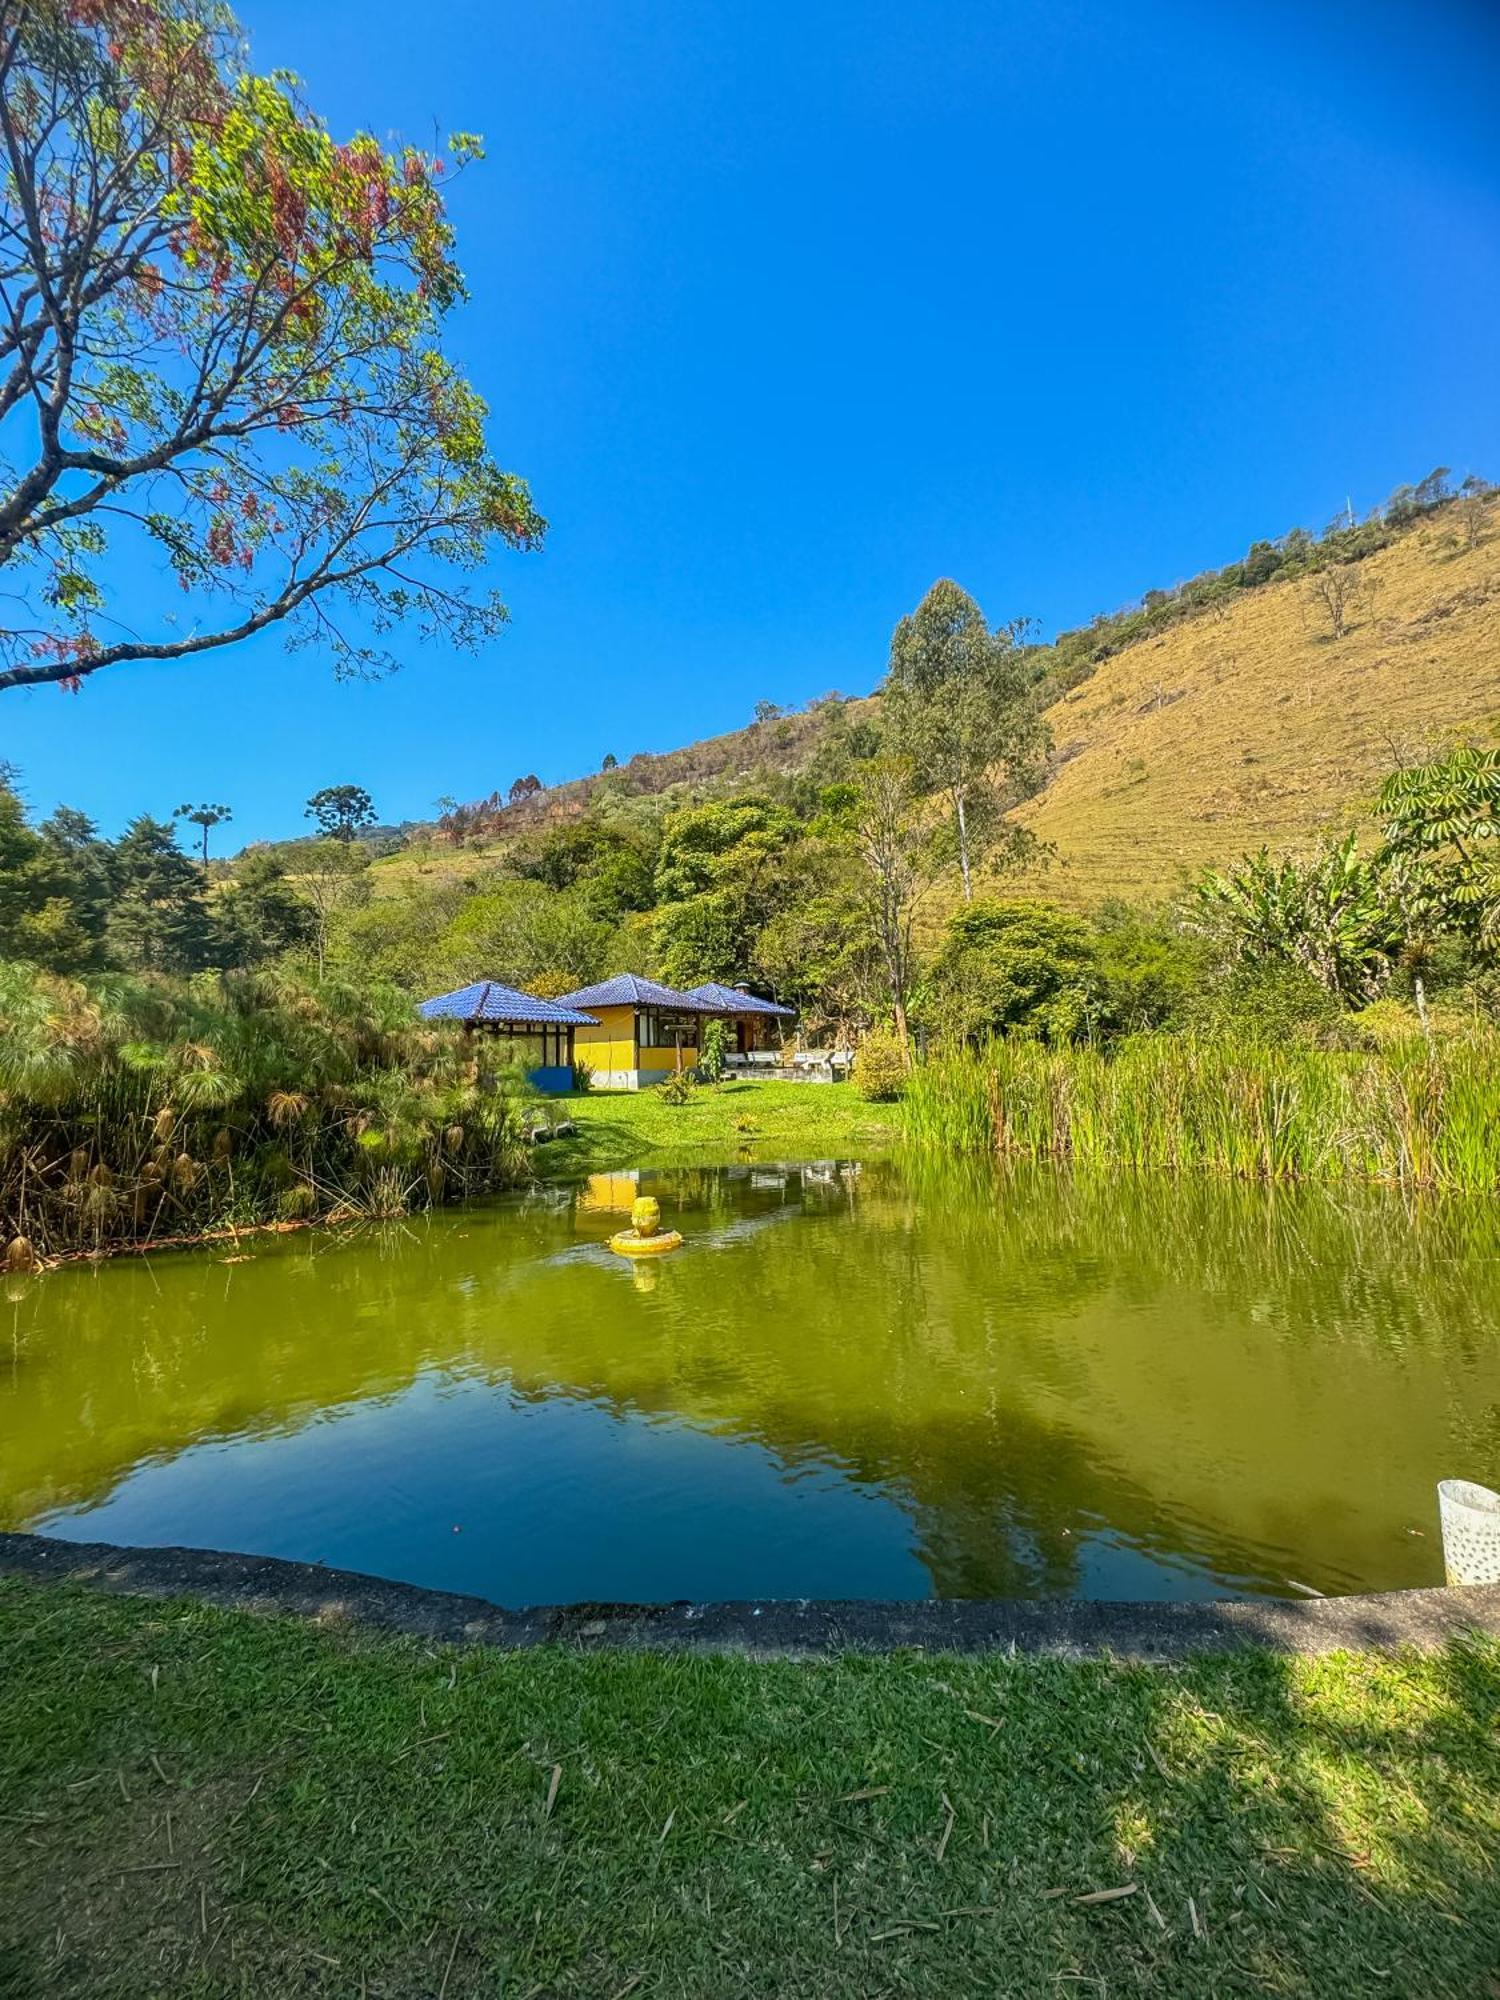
[609,1195,683,1259]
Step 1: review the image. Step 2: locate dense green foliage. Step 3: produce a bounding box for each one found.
[0,964,534,1259]
[0,771,320,976]
[1195,836,1396,1007]
[4,1579,1499,1998]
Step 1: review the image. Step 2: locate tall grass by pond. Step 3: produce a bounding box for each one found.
[0,964,534,1261]
[903,1035,1500,1191]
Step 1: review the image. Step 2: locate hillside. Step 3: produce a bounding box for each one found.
[1007,496,1500,904]
[371,491,1500,913]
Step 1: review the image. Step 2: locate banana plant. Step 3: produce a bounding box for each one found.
[1195,834,1397,1004]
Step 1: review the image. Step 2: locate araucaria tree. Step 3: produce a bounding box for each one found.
[884,580,1047,901]
[173,799,230,864]
[305,783,375,842]
[0,0,543,694]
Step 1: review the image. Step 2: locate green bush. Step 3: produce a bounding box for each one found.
[656,1068,695,1105]
[698,1017,729,1085]
[854,1026,908,1100]
[0,964,535,1258]
[1191,962,1359,1049]
[918,900,1093,1047]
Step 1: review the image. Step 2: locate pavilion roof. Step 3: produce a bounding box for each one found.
[552,973,721,1014]
[685,981,797,1018]
[418,980,600,1027]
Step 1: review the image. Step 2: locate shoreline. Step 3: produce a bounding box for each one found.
[4,1530,1497,1660]
[6,1079,893,1268]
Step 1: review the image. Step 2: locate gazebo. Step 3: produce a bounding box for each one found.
[685,982,797,1056]
[417,980,599,1094]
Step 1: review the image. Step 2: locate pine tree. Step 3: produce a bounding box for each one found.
[107,817,219,973]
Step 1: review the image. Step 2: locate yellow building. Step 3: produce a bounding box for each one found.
[554,974,715,1091]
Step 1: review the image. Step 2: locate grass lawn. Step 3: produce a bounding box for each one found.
[540,1077,896,1176]
[4,1581,1499,1997]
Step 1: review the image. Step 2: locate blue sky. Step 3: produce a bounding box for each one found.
[4,0,1499,844]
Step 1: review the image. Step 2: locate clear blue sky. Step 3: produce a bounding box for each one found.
[4,0,1498,844]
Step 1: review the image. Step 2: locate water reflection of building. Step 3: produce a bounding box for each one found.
[576,1172,642,1215]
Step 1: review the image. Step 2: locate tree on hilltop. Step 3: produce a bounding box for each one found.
[305,784,375,842]
[174,802,232,866]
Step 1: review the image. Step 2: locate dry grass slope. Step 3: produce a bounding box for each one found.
[367,498,1500,915]
[1008,498,1500,905]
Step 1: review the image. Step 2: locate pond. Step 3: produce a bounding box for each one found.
[3,1159,1498,1605]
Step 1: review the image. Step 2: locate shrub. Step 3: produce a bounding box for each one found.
[1191,962,1358,1049]
[698,1018,729,1085]
[571,1058,594,1093]
[918,900,1093,1047]
[656,1069,695,1106]
[854,1026,908,1100]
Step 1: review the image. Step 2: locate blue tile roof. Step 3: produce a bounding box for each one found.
[552,973,721,1013]
[418,980,600,1027]
[686,981,797,1017]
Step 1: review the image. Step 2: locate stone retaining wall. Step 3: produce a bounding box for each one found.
[5,1531,1500,1661]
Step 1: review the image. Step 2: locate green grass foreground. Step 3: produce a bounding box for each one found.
[3,1582,1499,1997]
[545,1077,895,1176]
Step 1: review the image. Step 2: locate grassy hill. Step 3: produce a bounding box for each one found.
[368,492,1500,914]
[1008,495,1500,905]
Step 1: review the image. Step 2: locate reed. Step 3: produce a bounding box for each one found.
[903,1033,1500,1193]
[0,964,535,1259]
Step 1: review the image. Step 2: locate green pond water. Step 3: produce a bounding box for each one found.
[3,1158,1498,1605]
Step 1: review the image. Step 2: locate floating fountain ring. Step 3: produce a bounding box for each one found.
[609,1195,683,1259]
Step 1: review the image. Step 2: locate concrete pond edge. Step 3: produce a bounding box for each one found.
[5,1531,1500,1661]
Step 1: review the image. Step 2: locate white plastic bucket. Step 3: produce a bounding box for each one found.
[1437,1479,1500,1586]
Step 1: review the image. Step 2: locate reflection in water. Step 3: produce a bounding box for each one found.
[2,1159,1498,1605]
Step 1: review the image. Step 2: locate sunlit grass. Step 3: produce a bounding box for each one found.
[550,1078,897,1175]
[2,1580,1498,1996]
[1005,500,1500,909]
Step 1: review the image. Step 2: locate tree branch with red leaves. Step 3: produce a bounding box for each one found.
[0,0,543,694]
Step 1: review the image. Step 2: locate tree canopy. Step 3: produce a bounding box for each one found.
[305,784,375,841]
[0,0,542,693]
[884,580,1046,900]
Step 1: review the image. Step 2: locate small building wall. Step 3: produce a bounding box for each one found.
[573,1003,699,1090]
[573,1004,637,1088]
[465,1022,576,1094]
[528,1065,574,1095]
